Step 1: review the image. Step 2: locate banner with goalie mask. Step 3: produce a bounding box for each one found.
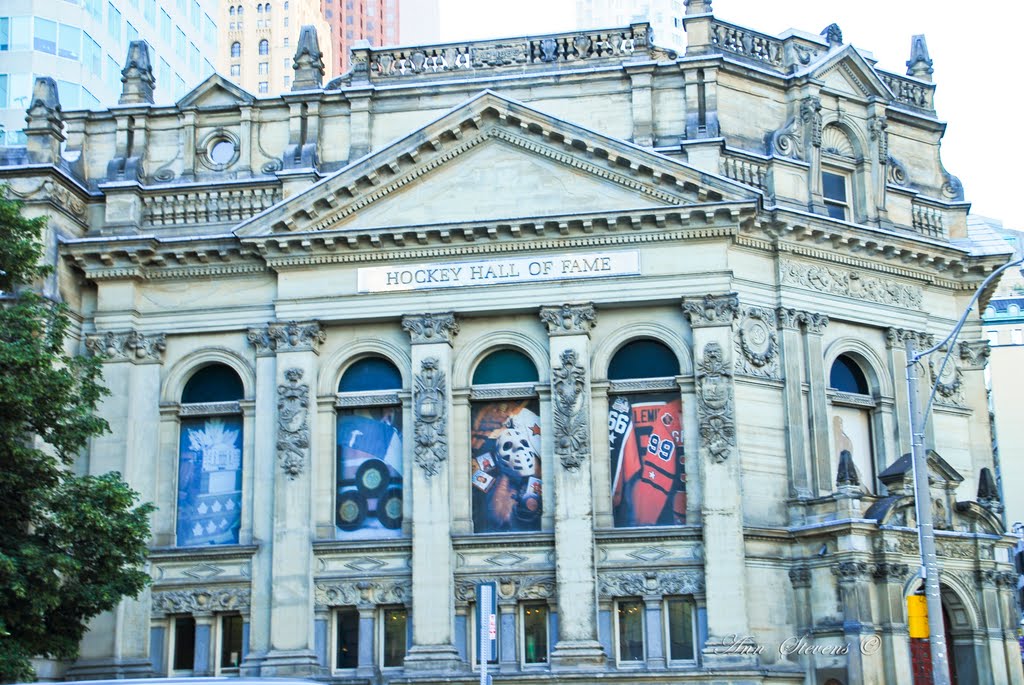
[471,400,542,533]
[609,393,686,527]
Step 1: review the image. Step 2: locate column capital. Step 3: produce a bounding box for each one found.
[788,566,811,589]
[402,312,459,345]
[776,307,828,334]
[247,326,276,356]
[871,562,910,584]
[958,339,990,370]
[270,320,326,354]
[540,303,597,337]
[682,293,738,328]
[885,327,930,350]
[85,329,167,363]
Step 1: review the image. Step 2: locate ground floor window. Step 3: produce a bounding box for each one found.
[615,599,645,663]
[219,614,243,671]
[665,598,696,662]
[521,603,548,665]
[381,606,407,667]
[335,607,359,669]
[172,616,196,672]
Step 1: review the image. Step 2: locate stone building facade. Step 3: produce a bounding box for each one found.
[2,1,1022,683]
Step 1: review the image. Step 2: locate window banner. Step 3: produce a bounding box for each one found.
[336,407,403,538]
[176,416,243,546]
[471,400,542,533]
[609,393,686,527]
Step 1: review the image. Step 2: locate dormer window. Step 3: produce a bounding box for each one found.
[822,169,850,221]
[820,124,858,223]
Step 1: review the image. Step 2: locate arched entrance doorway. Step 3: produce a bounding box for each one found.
[908,583,979,685]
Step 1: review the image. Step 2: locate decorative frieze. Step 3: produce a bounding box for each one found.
[413,357,448,477]
[277,368,310,478]
[85,330,167,363]
[454,576,556,603]
[695,342,735,463]
[151,586,250,617]
[539,303,597,336]
[780,260,923,310]
[179,401,241,416]
[682,293,739,328]
[735,306,779,378]
[598,570,704,598]
[314,579,411,608]
[551,349,589,471]
[402,313,459,345]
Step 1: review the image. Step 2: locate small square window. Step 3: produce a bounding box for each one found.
[615,599,645,663]
[521,604,548,665]
[381,606,407,667]
[822,169,850,221]
[335,607,359,669]
[258,81,268,94]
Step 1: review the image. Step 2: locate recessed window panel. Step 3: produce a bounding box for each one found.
[182,364,243,403]
[522,604,548,664]
[471,400,542,533]
[608,340,679,380]
[173,616,196,670]
[339,357,401,392]
[220,614,243,669]
[336,407,402,538]
[666,598,695,661]
[176,416,243,546]
[381,607,406,667]
[472,349,538,385]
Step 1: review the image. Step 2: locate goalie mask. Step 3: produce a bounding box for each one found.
[496,418,538,477]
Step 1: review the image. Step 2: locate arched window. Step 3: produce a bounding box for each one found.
[176,363,244,547]
[828,353,876,493]
[820,125,856,222]
[607,340,685,527]
[229,6,235,15]
[258,39,269,55]
[230,41,241,58]
[470,349,542,534]
[335,356,404,538]
[236,4,243,15]
[256,3,263,12]
[264,2,271,11]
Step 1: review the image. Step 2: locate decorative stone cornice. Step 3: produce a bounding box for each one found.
[695,342,735,463]
[402,313,459,345]
[413,357,448,477]
[151,586,250,617]
[85,330,167,363]
[270,321,326,354]
[539,303,597,336]
[682,293,739,328]
[277,368,310,478]
[551,349,589,471]
[958,339,990,370]
[597,570,704,598]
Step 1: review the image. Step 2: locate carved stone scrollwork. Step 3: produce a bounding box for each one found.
[269,321,326,353]
[869,115,888,159]
[277,368,310,478]
[770,116,803,160]
[788,567,811,588]
[539,303,597,336]
[997,571,1018,590]
[552,349,589,470]
[974,569,1000,589]
[85,330,167,363]
[696,342,735,463]
[402,312,459,345]
[598,570,704,598]
[735,306,779,378]
[413,357,448,477]
[887,156,909,186]
[314,579,411,608]
[959,340,990,370]
[872,562,910,583]
[151,586,251,617]
[781,260,924,310]
[831,560,871,582]
[682,293,739,328]
[800,96,823,147]
[247,326,275,355]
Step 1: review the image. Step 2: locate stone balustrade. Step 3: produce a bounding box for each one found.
[142,184,281,227]
[912,201,945,239]
[710,20,784,68]
[720,153,768,191]
[352,23,657,82]
[879,72,935,112]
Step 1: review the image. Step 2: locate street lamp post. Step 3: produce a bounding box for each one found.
[904,255,1024,685]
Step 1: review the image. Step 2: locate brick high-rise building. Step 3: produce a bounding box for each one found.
[322,0,401,76]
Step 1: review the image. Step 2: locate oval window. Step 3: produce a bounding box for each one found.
[209,139,236,165]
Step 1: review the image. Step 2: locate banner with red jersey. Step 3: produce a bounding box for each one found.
[609,393,686,527]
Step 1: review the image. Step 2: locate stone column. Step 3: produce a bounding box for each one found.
[240,327,277,675]
[356,603,376,677]
[997,572,1024,685]
[260,321,325,675]
[193,613,215,676]
[777,308,811,499]
[832,561,875,685]
[498,599,518,673]
[802,313,831,494]
[885,328,922,458]
[539,303,606,669]
[71,330,167,679]
[642,595,665,669]
[401,313,464,672]
[681,294,754,668]
[873,562,912,685]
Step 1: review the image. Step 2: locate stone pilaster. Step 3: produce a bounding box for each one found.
[801,312,831,494]
[70,329,167,679]
[539,303,606,669]
[681,294,755,668]
[777,308,810,499]
[886,328,929,460]
[832,561,875,685]
[872,562,912,685]
[240,326,278,675]
[682,0,714,56]
[259,321,324,675]
[401,313,464,672]
[497,599,518,673]
[625,63,655,147]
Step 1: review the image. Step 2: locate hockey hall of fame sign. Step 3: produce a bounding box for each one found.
[357,250,641,293]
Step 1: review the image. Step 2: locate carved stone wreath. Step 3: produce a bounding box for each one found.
[929,355,964,406]
[277,368,310,478]
[735,307,778,378]
[413,357,448,477]
[696,342,735,463]
[551,349,589,470]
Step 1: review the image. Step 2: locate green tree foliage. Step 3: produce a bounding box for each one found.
[0,190,153,682]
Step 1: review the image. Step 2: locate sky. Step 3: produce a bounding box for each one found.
[436,0,1023,229]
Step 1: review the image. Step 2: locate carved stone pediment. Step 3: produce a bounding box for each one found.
[178,73,255,109]
[234,91,758,238]
[797,46,896,102]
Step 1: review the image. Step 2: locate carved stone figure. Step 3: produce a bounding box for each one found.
[413,357,448,477]
[277,368,310,477]
[551,349,589,470]
[696,342,735,463]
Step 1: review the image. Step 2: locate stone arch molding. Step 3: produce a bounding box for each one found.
[591,320,692,380]
[317,337,412,396]
[161,346,256,404]
[903,574,981,633]
[824,336,893,397]
[453,329,548,388]
[820,116,867,161]
[314,578,411,608]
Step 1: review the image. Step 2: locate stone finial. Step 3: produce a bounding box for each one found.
[820,23,843,47]
[119,40,156,105]
[684,0,712,14]
[292,25,325,91]
[836,450,861,491]
[24,77,64,164]
[977,467,1001,512]
[906,35,933,81]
